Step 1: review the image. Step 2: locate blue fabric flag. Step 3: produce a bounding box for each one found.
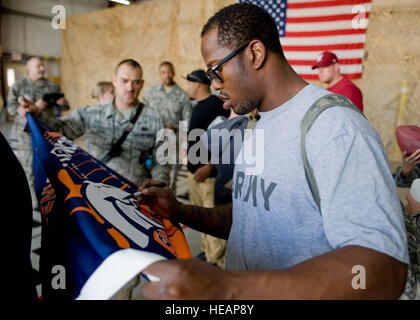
[27,114,190,300]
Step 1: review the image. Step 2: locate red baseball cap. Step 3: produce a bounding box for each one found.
[312,51,339,69]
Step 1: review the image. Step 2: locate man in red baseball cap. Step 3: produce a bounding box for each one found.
[312,51,364,112]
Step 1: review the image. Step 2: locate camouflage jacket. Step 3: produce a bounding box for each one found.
[7,77,64,149]
[39,100,170,186]
[393,164,420,299]
[142,83,191,130]
[400,205,420,300]
[394,165,420,188]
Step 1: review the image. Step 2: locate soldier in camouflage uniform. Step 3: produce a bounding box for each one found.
[394,149,420,188]
[7,56,69,208]
[19,59,170,190]
[393,149,420,299]
[399,198,420,299]
[19,59,170,300]
[142,61,192,191]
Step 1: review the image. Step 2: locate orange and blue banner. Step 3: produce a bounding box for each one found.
[27,114,190,300]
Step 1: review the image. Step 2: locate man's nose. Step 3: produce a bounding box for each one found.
[126,81,134,90]
[211,80,222,90]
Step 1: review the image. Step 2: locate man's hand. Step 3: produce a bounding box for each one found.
[193,164,213,182]
[56,97,68,108]
[165,120,178,133]
[406,192,420,216]
[401,149,420,178]
[138,179,181,221]
[142,258,238,300]
[165,120,176,130]
[18,96,42,117]
[35,98,48,110]
[17,105,27,118]
[143,245,407,300]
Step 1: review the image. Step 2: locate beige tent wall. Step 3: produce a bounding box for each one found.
[61,0,234,109]
[61,0,419,162]
[354,0,420,161]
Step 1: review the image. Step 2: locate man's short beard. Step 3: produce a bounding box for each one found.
[233,58,261,115]
[234,98,260,115]
[164,79,175,86]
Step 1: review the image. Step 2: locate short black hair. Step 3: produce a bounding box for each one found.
[201,3,284,56]
[116,59,142,72]
[26,56,42,64]
[159,61,175,72]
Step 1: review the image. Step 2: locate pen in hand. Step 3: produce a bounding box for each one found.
[123,182,167,200]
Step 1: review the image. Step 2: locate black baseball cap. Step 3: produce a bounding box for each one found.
[182,69,211,86]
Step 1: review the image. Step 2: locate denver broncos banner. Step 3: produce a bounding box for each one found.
[26,114,191,300]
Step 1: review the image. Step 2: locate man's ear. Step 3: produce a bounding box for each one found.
[334,63,341,74]
[112,74,117,86]
[247,40,266,70]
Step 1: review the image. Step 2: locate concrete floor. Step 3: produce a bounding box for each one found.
[0,118,203,300]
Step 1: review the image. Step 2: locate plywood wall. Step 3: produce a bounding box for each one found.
[61,0,234,109]
[61,0,420,162]
[354,0,420,161]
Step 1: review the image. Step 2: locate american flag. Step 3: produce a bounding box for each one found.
[238,0,372,80]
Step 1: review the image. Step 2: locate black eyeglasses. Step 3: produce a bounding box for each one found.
[206,42,250,83]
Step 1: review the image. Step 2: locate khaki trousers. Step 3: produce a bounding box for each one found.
[188,172,226,269]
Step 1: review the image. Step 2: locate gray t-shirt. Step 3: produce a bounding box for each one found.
[227,84,409,271]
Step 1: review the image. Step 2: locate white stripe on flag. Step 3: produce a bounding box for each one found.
[280,34,366,46]
[287,3,371,18]
[292,64,363,75]
[287,0,328,3]
[284,49,364,60]
[286,19,359,32]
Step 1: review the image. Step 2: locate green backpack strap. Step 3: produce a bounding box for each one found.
[300,93,364,212]
[301,93,420,299]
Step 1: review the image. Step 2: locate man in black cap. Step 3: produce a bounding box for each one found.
[184,69,230,268]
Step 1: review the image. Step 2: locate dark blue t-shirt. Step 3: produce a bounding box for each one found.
[187,95,230,174]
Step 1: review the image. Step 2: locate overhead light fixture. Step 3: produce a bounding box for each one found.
[110,0,131,5]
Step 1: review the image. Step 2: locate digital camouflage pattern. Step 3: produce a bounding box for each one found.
[38,99,170,186]
[394,165,420,299]
[399,206,420,300]
[7,77,64,205]
[394,165,420,188]
[142,83,191,129]
[142,83,192,190]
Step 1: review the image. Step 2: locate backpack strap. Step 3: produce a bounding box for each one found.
[101,102,145,163]
[300,93,364,212]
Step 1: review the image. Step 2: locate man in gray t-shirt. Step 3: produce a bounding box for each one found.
[227,83,408,271]
[136,3,409,300]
